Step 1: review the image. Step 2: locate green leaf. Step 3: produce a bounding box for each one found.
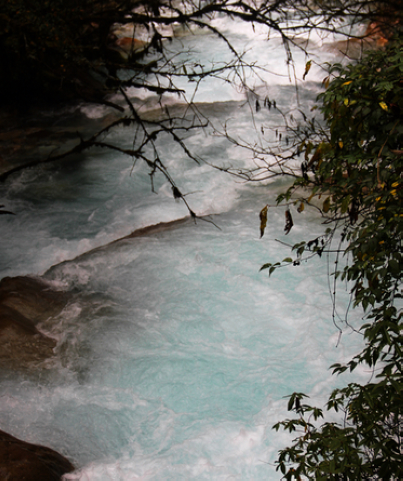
[388,259,400,277]
[259,263,272,271]
[322,197,331,213]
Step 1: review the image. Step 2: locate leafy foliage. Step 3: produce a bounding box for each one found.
[268,35,403,479]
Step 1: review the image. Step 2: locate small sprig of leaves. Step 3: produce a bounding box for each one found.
[260,233,332,275]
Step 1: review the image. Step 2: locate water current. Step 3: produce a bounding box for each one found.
[0,16,369,480]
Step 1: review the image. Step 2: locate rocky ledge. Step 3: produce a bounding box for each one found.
[0,276,75,478]
[0,217,200,478]
[0,430,75,480]
[0,276,70,371]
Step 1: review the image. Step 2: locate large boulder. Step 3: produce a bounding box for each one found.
[0,430,75,480]
[0,276,69,370]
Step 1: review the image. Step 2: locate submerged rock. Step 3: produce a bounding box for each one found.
[0,304,56,369]
[0,276,69,323]
[0,430,75,480]
[0,276,69,370]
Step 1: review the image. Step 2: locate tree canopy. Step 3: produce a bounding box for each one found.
[1,0,401,106]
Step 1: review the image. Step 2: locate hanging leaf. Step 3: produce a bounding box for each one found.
[260,262,280,276]
[287,396,295,411]
[348,199,359,224]
[301,162,308,181]
[388,259,400,277]
[303,60,312,80]
[297,202,305,213]
[259,205,268,238]
[323,197,331,213]
[172,186,182,199]
[260,262,272,271]
[307,191,315,203]
[322,76,330,89]
[341,195,351,213]
[284,209,293,234]
[304,142,313,160]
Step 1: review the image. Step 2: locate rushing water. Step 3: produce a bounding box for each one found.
[0,16,368,480]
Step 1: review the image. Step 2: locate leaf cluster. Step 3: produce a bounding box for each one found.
[269,35,403,479]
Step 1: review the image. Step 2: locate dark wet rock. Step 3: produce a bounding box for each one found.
[0,304,56,370]
[0,120,79,179]
[0,105,121,182]
[0,276,69,370]
[0,276,69,324]
[0,430,75,480]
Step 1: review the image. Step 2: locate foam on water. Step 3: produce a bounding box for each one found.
[0,93,292,277]
[1,199,367,479]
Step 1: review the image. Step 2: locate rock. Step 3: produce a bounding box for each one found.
[0,121,79,179]
[0,430,75,480]
[0,276,69,324]
[115,37,147,51]
[0,304,56,369]
[0,280,76,475]
[0,276,69,370]
[47,216,195,267]
[108,36,147,60]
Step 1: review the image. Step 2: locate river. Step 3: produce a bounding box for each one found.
[0,14,368,480]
